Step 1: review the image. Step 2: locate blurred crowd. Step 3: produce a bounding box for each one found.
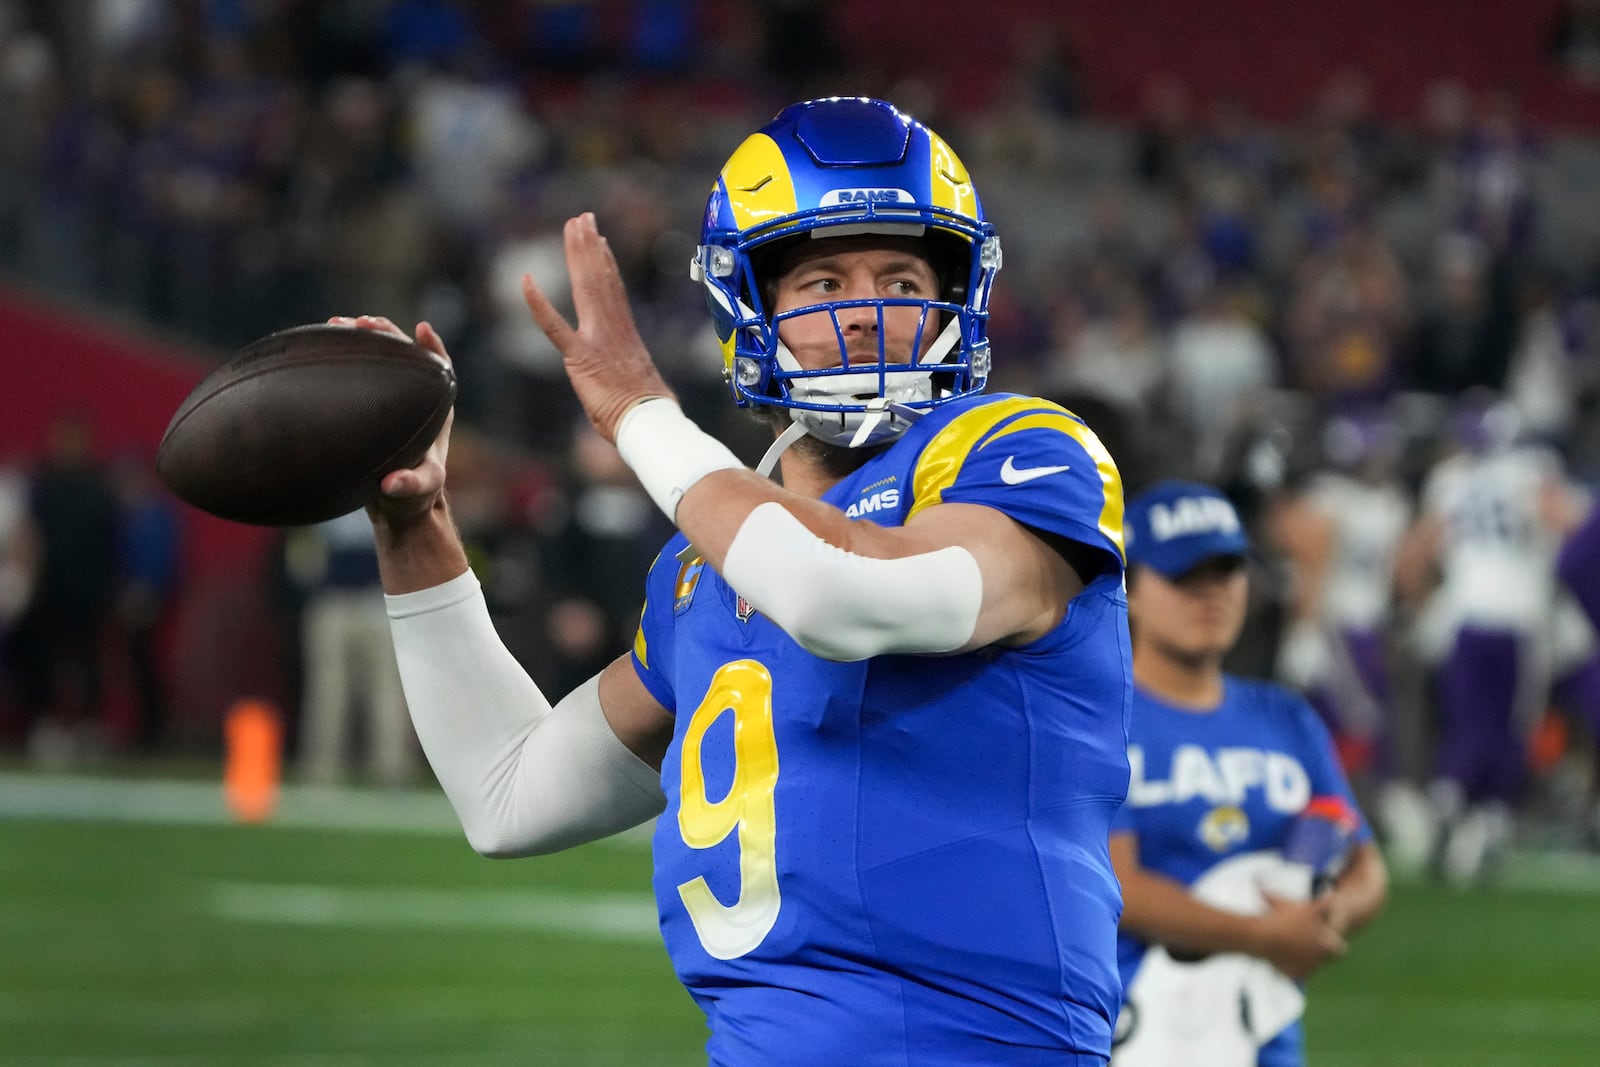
[1,0,1599,881]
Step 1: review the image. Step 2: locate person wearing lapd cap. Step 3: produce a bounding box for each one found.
[1109,481,1388,1067]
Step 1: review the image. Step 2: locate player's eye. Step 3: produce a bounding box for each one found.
[788,274,839,295]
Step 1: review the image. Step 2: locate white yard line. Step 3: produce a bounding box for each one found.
[204,881,662,942]
[4,773,1599,893]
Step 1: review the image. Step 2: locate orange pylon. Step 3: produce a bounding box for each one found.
[224,699,283,823]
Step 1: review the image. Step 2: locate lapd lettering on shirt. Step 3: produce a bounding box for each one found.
[1126,745,1310,813]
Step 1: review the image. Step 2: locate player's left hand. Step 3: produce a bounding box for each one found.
[521,212,676,443]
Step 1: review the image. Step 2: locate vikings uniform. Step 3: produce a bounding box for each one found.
[1418,444,1568,804]
[1297,471,1411,763]
[1111,679,1371,1066]
[631,393,1131,1066]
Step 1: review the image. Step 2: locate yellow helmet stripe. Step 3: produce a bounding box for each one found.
[720,133,800,233]
[926,131,977,218]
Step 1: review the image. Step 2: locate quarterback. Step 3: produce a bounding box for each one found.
[352,98,1133,1064]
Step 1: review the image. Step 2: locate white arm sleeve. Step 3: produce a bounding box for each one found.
[385,571,664,858]
[720,501,983,662]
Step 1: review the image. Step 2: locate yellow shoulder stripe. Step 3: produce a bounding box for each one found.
[907,398,1125,556]
[908,397,1041,519]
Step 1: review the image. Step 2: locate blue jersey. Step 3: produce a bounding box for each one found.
[1110,677,1372,1066]
[632,393,1133,1066]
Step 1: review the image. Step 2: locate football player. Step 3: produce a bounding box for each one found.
[1110,481,1387,1067]
[1268,411,1433,869]
[352,98,1132,1065]
[1395,393,1595,883]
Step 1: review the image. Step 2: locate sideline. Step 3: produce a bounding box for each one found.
[0,771,655,845]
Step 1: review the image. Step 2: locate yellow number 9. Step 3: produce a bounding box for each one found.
[677,659,781,960]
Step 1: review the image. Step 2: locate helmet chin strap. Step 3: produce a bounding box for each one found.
[768,317,962,452]
[755,419,811,479]
[754,401,928,481]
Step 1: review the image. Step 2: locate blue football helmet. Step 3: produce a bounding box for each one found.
[692,97,1001,448]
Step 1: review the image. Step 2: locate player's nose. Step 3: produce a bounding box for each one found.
[835,300,880,333]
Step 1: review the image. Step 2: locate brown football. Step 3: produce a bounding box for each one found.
[156,324,457,526]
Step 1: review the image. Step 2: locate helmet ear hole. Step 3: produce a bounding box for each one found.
[924,230,972,303]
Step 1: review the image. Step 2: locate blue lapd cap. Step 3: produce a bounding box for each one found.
[1124,480,1250,578]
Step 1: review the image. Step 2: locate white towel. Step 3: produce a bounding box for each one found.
[1112,851,1308,1067]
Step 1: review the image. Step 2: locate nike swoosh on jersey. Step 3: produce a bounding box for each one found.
[1000,455,1072,485]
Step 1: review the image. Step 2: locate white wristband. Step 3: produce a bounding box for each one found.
[614,397,745,521]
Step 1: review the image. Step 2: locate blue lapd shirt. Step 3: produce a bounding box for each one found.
[1111,677,1373,1066]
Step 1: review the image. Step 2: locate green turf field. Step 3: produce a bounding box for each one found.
[2,774,1598,1066]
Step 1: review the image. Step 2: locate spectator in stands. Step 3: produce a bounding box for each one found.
[1548,0,1600,86]
[1409,232,1519,396]
[1284,223,1410,406]
[1167,277,1279,479]
[1043,272,1170,455]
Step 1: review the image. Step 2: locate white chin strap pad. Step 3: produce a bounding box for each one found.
[776,317,963,448]
[721,501,982,661]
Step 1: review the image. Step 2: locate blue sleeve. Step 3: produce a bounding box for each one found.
[905,396,1125,569]
[630,537,684,714]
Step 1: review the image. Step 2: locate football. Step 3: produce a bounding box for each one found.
[156,324,457,526]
